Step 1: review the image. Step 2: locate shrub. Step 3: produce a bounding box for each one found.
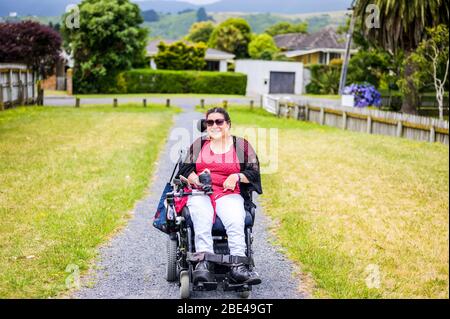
[154,41,207,70]
[116,69,247,95]
[343,83,382,107]
[305,64,341,94]
[347,50,391,88]
[248,33,279,60]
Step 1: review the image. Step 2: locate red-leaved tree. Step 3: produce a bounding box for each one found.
[0,21,62,78]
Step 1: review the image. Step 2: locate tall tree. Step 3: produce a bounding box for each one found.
[354,0,449,114]
[248,33,279,60]
[410,25,449,120]
[61,0,148,93]
[196,7,210,22]
[265,21,308,36]
[0,21,62,79]
[209,18,252,58]
[186,21,215,43]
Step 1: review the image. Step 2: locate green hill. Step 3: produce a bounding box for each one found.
[145,11,347,40]
[6,10,347,41]
[144,11,198,40]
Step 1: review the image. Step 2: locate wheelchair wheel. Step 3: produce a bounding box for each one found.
[239,290,250,299]
[180,270,190,299]
[166,237,178,282]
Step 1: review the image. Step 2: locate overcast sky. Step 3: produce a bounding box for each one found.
[178,0,219,4]
[134,0,220,4]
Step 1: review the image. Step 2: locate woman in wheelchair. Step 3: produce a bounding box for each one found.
[176,107,262,286]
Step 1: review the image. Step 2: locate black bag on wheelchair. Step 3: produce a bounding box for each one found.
[152,153,182,234]
[152,182,173,234]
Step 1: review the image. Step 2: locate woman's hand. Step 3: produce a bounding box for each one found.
[188,169,210,187]
[187,172,201,187]
[223,173,240,192]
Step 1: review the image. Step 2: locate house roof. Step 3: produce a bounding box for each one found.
[274,27,347,52]
[146,39,235,61]
[273,33,309,51]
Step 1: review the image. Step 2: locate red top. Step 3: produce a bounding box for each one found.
[174,140,241,221]
[196,140,241,201]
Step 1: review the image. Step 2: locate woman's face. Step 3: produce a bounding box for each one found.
[206,112,230,140]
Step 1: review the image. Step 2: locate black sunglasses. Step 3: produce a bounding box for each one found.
[206,119,227,127]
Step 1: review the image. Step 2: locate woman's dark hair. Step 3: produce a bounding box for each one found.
[205,107,231,126]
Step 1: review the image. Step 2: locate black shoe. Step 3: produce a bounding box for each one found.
[229,264,261,285]
[193,261,214,284]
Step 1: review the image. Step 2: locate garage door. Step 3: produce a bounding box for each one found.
[269,72,295,94]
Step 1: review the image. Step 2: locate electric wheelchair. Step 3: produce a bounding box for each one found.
[164,175,257,299]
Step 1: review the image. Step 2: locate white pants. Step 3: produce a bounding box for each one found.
[187,193,246,257]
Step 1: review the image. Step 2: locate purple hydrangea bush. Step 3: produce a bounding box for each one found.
[343,84,382,108]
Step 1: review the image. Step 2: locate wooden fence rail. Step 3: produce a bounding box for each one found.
[263,95,449,145]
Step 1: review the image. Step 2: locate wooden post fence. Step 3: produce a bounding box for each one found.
[396,121,403,137]
[342,111,347,130]
[0,84,4,111]
[430,126,436,143]
[367,116,372,134]
[262,95,449,144]
[18,81,24,105]
[319,107,325,125]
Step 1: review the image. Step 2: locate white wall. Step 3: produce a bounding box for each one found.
[303,67,311,93]
[150,58,157,70]
[235,60,303,96]
[219,60,227,72]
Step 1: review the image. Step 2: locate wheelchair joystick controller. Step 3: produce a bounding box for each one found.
[198,171,213,195]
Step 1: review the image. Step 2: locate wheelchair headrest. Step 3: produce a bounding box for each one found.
[197,119,207,133]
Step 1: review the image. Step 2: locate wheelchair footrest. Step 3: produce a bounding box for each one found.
[193,281,218,291]
[188,252,254,266]
[222,278,252,292]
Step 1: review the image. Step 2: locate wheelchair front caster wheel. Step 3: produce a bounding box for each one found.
[239,291,250,299]
[180,270,190,299]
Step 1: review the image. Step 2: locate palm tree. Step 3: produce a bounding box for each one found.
[354,0,449,114]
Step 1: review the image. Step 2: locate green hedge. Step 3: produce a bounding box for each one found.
[115,69,247,95]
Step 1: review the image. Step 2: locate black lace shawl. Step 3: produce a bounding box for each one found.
[176,135,263,210]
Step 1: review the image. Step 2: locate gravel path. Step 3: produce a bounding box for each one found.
[73,102,307,299]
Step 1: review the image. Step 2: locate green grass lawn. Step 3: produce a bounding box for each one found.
[0,104,179,298]
[220,105,449,298]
